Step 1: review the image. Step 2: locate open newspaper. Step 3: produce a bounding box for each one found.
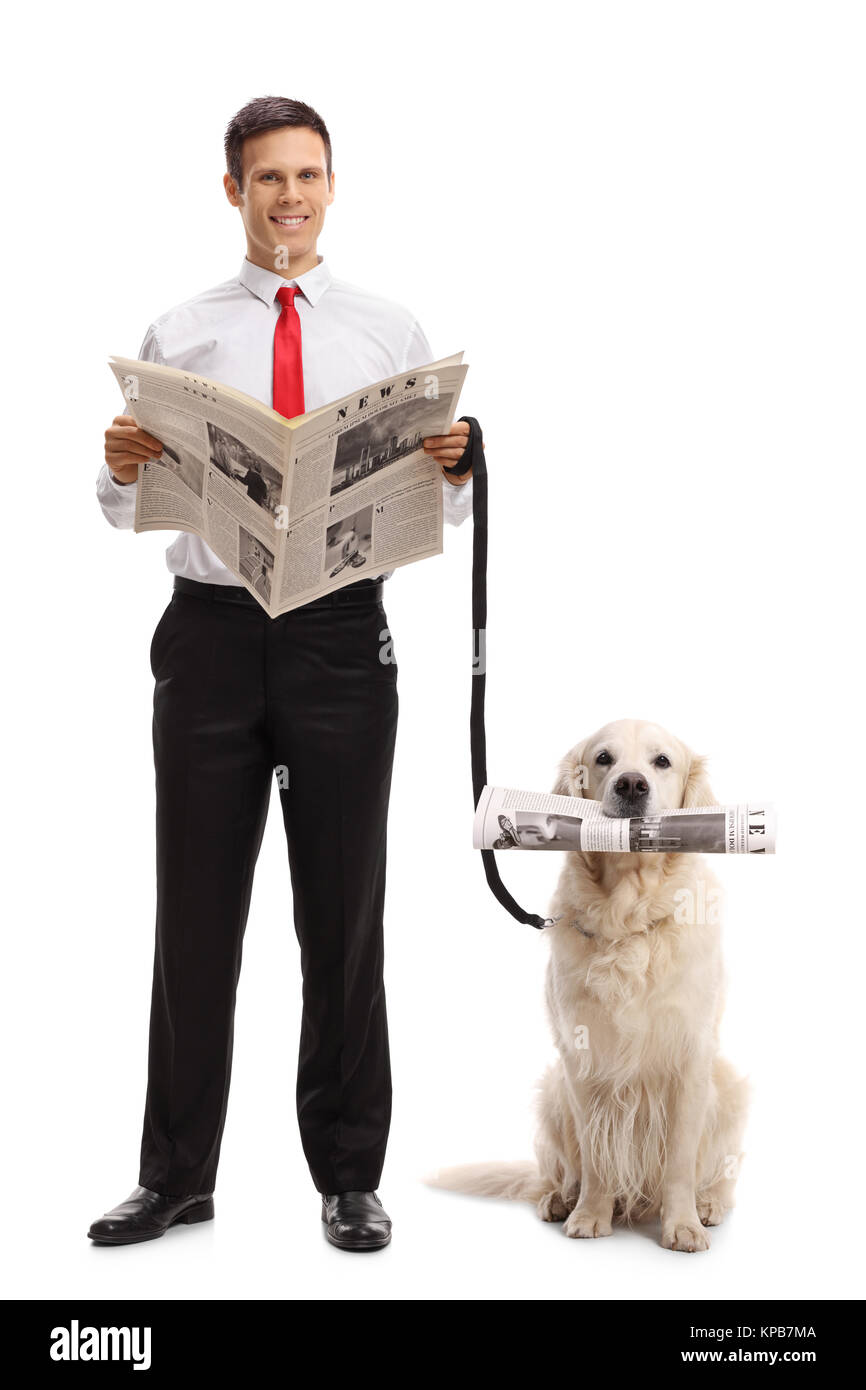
[108,352,468,616]
[474,787,776,854]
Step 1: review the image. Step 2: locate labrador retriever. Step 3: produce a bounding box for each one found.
[430,719,749,1252]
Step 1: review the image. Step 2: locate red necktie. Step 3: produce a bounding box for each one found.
[273,286,306,418]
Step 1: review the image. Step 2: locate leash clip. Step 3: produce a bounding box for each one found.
[540,914,563,928]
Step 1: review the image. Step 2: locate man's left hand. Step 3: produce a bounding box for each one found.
[422,420,482,485]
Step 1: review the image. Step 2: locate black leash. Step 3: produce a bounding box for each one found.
[445,417,552,930]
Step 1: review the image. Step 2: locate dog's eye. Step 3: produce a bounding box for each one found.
[595,750,613,766]
[653,754,671,769]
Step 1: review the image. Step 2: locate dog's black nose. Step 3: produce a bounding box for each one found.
[614,773,649,803]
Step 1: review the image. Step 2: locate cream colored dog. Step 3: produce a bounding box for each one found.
[430,719,749,1252]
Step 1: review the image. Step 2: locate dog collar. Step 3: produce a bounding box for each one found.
[537,913,596,938]
[568,916,665,944]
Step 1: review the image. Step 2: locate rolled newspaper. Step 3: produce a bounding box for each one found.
[474,787,775,854]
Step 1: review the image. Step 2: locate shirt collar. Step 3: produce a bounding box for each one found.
[238,254,332,308]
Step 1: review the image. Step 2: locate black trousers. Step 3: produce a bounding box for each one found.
[138,575,399,1197]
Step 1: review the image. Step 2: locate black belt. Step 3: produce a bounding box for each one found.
[172,575,384,609]
[448,418,551,930]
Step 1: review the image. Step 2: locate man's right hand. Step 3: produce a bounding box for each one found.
[104,414,164,485]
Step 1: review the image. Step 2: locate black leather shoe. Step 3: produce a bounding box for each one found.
[88,1185,214,1245]
[321,1191,392,1251]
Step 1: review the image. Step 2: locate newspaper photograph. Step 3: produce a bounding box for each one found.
[107,351,468,616]
[474,787,776,855]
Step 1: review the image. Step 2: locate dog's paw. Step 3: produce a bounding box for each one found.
[537,1191,569,1223]
[661,1219,711,1252]
[697,1195,726,1227]
[564,1206,613,1239]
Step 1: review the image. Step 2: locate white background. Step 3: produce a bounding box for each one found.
[3,0,863,1303]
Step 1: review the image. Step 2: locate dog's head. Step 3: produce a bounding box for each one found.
[553,719,715,816]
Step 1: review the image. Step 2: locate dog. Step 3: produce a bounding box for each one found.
[430,719,750,1252]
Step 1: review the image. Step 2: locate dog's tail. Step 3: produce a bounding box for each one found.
[425,1160,545,1203]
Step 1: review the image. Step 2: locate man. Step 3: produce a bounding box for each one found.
[90,97,474,1252]
[240,460,268,507]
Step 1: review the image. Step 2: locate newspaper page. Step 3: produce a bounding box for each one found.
[107,352,468,616]
[274,353,466,614]
[473,787,776,855]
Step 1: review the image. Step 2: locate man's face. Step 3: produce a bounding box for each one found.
[225,126,334,275]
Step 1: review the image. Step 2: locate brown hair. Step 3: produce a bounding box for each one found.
[225,96,332,190]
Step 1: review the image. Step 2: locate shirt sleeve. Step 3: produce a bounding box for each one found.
[405,318,474,530]
[95,323,164,530]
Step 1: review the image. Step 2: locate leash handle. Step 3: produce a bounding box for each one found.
[453,416,552,931]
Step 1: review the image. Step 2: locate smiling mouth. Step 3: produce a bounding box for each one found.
[270,215,309,227]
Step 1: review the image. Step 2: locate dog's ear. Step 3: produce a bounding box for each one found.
[553,742,589,799]
[681,753,716,808]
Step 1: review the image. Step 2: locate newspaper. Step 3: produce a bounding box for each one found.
[107,351,468,615]
[474,787,776,854]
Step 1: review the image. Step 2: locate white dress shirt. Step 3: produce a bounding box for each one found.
[96,255,474,585]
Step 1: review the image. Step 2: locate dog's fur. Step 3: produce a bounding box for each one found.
[430,719,749,1252]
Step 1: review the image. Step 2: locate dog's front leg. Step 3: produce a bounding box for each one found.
[564,1152,614,1239]
[660,1060,712,1253]
[558,1068,614,1240]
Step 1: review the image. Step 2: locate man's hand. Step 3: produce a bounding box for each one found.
[422,420,482,485]
[104,414,164,485]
